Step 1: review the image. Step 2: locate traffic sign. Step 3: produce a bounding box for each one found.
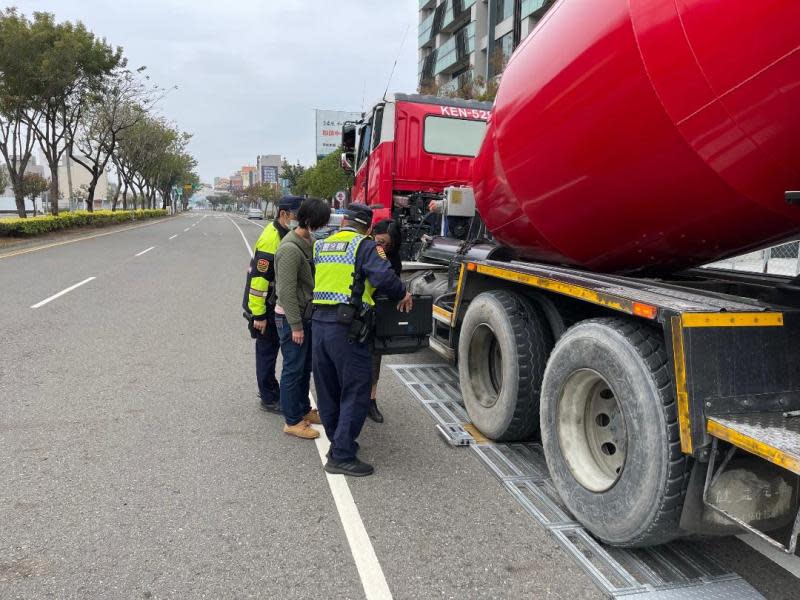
[334,190,347,204]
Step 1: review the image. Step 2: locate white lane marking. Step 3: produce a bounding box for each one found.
[227,216,254,257]
[169,235,178,240]
[184,228,190,232]
[135,246,155,257]
[309,393,393,600]
[0,218,169,261]
[31,277,96,309]
[738,534,800,578]
[240,218,265,229]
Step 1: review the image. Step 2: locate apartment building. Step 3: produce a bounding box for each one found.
[418,0,555,92]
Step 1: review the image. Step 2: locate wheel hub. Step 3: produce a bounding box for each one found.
[556,369,627,492]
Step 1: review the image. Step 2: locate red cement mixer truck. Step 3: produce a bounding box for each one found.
[375,0,800,550]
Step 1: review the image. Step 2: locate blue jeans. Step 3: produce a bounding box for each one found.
[276,315,312,426]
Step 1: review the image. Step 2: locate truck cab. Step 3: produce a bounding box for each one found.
[341,93,491,258]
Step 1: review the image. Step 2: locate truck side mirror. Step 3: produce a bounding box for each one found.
[341,152,354,173]
[341,122,356,152]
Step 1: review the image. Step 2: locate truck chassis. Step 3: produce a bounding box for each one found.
[427,252,800,550]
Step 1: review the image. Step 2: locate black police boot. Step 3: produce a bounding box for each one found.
[259,399,282,414]
[367,399,384,423]
[324,457,374,477]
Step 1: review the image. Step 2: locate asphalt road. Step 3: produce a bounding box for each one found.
[0,211,798,599]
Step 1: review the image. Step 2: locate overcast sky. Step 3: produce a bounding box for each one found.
[16,0,419,183]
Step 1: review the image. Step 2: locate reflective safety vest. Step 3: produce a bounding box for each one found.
[243,221,283,317]
[312,229,376,307]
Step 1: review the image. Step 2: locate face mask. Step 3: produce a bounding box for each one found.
[288,219,298,229]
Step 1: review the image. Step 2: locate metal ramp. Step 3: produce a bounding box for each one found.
[706,413,800,554]
[391,364,764,599]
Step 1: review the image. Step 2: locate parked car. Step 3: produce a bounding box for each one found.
[313,212,345,240]
[247,208,264,220]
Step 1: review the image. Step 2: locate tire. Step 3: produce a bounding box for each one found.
[540,318,690,547]
[458,290,553,441]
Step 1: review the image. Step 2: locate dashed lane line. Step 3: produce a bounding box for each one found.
[31,277,96,309]
[0,218,172,261]
[135,246,155,257]
[169,235,178,240]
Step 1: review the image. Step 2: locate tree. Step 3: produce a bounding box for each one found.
[0,164,8,193]
[295,150,351,200]
[281,160,307,195]
[0,9,44,217]
[20,172,48,215]
[27,11,123,216]
[246,182,281,205]
[69,68,150,211]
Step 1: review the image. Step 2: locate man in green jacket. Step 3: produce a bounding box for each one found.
[242,196,301,412]
[274,198,332,438]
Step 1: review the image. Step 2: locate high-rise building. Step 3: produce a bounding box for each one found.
[418,0,555,93]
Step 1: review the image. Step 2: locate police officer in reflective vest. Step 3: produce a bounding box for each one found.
[312,204,413,476]
[243,196,302,412]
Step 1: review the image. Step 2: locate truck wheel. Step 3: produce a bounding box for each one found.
[458,290,553,441]
[540,318,690,547]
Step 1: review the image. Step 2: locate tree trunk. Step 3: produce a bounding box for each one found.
[48,166,60,216]
[112,172,122,212]
[86,180,97,212]
[122,181,129,211]
[14,192,26,218]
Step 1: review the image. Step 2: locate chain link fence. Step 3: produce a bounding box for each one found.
[705,241,800,276]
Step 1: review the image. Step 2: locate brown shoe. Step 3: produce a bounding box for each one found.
[303,409,322,425]
[283,420,320,439]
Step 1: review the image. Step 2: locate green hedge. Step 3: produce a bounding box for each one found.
[0,209,169,237]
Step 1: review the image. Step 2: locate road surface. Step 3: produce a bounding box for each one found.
[1,211,798,599]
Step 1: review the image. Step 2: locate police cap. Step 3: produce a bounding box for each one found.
[278,196,303,212]
[343,203,373,227]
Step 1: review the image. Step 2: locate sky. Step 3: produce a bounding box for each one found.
[16,0,419,183]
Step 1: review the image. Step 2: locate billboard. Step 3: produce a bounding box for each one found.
[315,109,362,160]
[261,166,278,184]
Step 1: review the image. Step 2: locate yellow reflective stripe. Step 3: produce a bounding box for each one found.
[472,263,633,315]
[708,419,800,475]
[432,305,452,324]
[313,230,375,306]
[670,316,693,455]
[681,312,783,328]
[450,262,467,326]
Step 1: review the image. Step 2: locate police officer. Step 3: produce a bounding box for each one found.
[311,204,412,476]
[243,196,303,412]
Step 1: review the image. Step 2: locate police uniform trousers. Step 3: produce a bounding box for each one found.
[255,305,281,405]
[311,316,372,461]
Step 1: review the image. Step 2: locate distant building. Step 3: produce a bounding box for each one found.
[0,155,48,213]
[240,166,257,188]
[418,0,556,92]
[214,177,230,191]
[229,174,244,191]
[256,155,282,186]
[57,156,109,210]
